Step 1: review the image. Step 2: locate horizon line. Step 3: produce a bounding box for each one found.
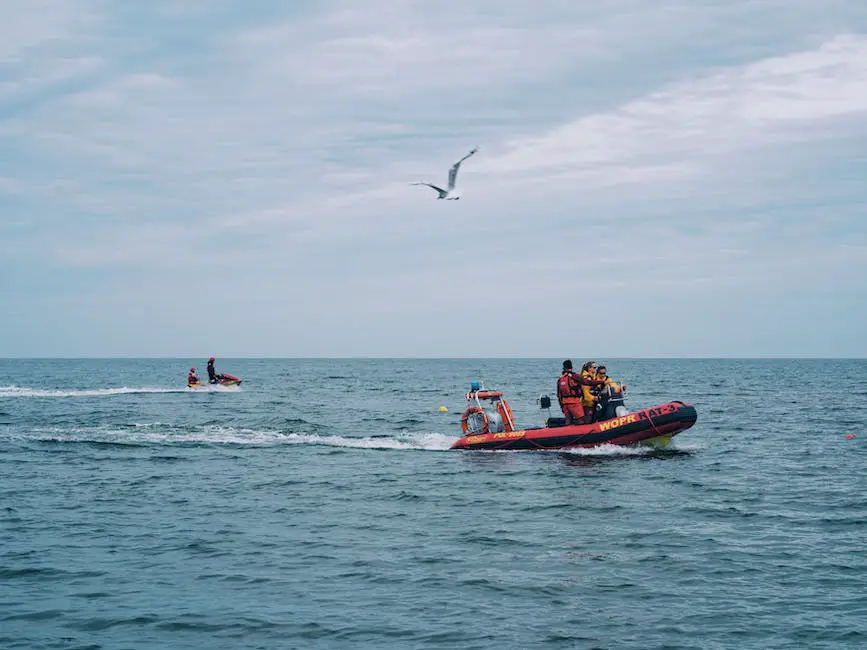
[2,355,865,361]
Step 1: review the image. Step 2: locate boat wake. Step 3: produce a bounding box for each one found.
[0,385,238,398]
[1,424,457,451]
[2,423,699,455]
[555,443,661,456]
[281,431,456,451]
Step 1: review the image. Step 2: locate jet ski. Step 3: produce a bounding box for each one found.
[188,373,242,388]
[451,383,696,451]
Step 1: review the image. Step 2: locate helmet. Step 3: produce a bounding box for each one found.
[208,357,215,362]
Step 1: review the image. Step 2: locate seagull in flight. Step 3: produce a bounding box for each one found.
[411,147,479,200]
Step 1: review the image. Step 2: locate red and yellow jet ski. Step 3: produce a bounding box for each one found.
[188,373,242,388]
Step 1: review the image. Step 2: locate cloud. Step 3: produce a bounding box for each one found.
[478,35,867,183]
[201,32,867,258]
[0,1,99,62]
[1,1,866,356]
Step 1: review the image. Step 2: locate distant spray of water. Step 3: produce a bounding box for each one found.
[0,385,239,398]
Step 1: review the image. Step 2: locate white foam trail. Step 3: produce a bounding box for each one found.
[0,385,237,398]
[280,431,456,451]
[555,439,700,455]
[555,443,657,456]
[3,423,694,455]
[152,429,456,451]
[3,425,457,451]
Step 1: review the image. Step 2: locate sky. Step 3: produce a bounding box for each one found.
[1,0,866,357]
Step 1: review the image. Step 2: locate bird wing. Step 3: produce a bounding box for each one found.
[411,182,448,198]
[447,147,478,191]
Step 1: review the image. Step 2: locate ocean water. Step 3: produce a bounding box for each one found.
[1,358,865,649]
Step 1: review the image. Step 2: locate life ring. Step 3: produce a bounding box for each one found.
[461,406,490,435]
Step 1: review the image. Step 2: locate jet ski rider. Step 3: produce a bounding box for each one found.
[188,367,199,385]
[206,357,219,384]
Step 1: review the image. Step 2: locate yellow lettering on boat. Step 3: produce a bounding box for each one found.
[492,430,525,439]
[597,414,637,432]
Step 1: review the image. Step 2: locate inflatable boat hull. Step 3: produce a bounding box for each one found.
[451,401,696,451]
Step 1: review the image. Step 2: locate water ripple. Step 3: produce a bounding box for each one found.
[1,358,866,649]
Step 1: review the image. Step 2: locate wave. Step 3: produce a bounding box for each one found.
[0,385,238,398]
[560,440,701,455]
[122,428,458,451]
[282,431,457,451]
[554,443,658,456]
[1,422,700,455]
[2,424,457,451]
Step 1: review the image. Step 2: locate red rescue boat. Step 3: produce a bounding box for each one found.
[451,384,697,451]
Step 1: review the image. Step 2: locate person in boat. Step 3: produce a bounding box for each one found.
[557,359,605,425]
[579,361,608,423]
[556,360,583,425]
[188,367,199,385]
[595,366,626,393]
[593,365,630,421]
[206,357,218,384]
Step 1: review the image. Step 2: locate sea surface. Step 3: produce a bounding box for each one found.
[1,358,865,649]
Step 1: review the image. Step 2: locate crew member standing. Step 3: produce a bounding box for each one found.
[206,357,218,384]
[556,360,586,425]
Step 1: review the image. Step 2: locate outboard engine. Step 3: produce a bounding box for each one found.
[538,394,567,428]
[597,385,629,421]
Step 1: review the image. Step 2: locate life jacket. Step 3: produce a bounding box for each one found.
[594,378,622,406]
[592,376,612,396]
[581,370,597,406]
[188,374,198,384]
[557,371,581,404]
